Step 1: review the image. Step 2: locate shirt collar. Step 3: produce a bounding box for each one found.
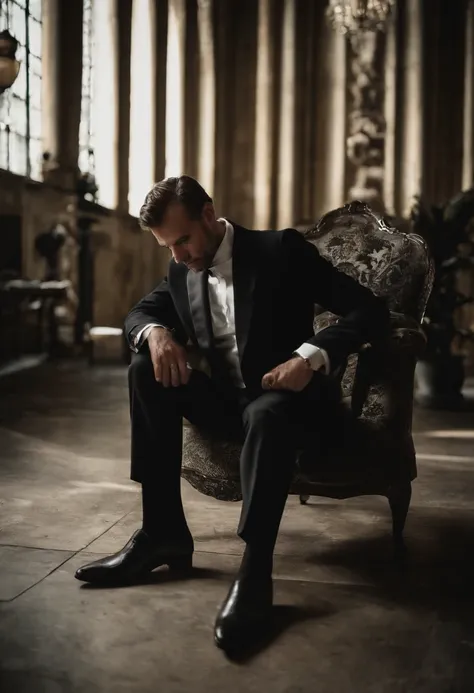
[211,218,234,270]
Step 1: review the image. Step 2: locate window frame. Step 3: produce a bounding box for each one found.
[0,0,43,180]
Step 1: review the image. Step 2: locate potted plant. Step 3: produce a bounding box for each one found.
[410,188,474,409]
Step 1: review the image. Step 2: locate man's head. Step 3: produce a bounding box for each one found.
[139,176,225,271]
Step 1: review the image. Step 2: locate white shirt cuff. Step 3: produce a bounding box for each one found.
[294,343,330,374]
[134,323,167,349]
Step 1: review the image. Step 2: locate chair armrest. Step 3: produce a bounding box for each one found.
[358,312,426,358]
[351,312,425,419]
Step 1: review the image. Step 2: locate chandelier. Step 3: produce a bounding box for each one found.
[0,29,20,94]
[326,0,395,35]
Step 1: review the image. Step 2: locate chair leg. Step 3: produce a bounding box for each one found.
[388,481,412,557]
[299,494,310,505]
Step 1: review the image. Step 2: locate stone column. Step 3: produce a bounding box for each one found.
[129,0,156,216]
[463,0,474,188]
[41,0,83,189]
[253,0,279,229]
[313,13,347,217]
[184,0,199,179]
[213,0,258,224]
[165,0,186,177]
[276,0,297,228]
[92,0,119,209]
[154,0,168,182]
[383,3,398,215]
[196,0,216,195]
[399,0,423,217]
[212,0,234,213]
[116,0,132,213]
[421,0,467,205]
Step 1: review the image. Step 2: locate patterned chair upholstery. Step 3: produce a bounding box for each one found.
[181,202,434,551]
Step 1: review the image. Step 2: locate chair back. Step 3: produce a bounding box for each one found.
[303,201,434,422]
[304,201,434,322]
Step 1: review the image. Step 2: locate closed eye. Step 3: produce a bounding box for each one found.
[159,235,190,249]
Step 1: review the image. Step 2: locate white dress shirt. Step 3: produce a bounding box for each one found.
[136,218,330,387]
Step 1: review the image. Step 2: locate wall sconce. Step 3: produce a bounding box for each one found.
[0,29,20,95]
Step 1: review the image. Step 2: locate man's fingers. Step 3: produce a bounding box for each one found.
[160,360,171,387]
[178,358,190,385]
[152,348,190,387]
[170,362,180,387]
[261,370,275,389]
[153,358,162,383]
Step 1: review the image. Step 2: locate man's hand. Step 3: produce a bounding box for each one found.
[148,327,191,387]
[261,356,315,392]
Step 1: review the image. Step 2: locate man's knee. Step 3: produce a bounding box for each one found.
[242,396,290,433]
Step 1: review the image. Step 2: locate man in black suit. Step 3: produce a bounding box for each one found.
[75,175,390,653]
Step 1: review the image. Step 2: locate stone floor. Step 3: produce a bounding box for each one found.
[1,361,474,692]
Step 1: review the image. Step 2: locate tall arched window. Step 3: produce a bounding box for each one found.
[0,0,43,180]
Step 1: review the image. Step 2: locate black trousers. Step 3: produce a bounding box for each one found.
[128,351,342,550]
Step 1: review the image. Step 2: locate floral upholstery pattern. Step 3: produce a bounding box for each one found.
[181,202,434,503]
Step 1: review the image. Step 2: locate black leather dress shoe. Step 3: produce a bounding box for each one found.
[74,529,193,584]
[214,575,273,653]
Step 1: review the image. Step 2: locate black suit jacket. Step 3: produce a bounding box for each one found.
[125,224,390,389]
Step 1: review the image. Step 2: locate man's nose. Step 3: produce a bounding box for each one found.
[171,246,187,264]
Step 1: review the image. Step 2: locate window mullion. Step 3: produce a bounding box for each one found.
[25,0,31,178]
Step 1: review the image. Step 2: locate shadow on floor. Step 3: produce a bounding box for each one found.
[305,509,474,620]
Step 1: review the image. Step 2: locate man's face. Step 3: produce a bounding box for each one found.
[150,202,221,272]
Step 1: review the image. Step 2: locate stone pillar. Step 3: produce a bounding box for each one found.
[184,0,199,179]
[463,0,474,188]
[165,0,186,177]
[41,0,59,173]
[92,0,119,209]
[154,0,168,182]
[196,0,216,195]
[276,0,297,228]
[421,0,467,205]
[116,0,132,213]
[253,0,279,229]
[227,0,258,225]
[313,13,347,217]
[129,0,156,217]
[212,0,234,213]
[293,0,321,223]
[383,4,398,215]
[213,0,258,224]
[41,0,83,189]
[398,0,423,217]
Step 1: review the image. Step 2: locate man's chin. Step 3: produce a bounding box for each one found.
[186,259,209,272]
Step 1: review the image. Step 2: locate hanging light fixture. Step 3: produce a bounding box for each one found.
[0,29,20,94]
[326,0,395,35]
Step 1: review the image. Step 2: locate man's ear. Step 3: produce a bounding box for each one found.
[201,202,216,225]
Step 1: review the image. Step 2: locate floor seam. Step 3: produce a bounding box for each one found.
[0,509,136,603]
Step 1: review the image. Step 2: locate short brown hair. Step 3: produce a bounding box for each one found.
[139,175,212,230]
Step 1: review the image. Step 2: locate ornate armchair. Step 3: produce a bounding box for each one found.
[181,202,434,553]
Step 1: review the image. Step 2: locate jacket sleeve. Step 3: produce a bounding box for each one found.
[124,276,187,351]
[282,229,391,373]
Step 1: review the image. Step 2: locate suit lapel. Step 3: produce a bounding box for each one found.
[232,225,257,362]
[170,224,258,363]
[187,269,214,351]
